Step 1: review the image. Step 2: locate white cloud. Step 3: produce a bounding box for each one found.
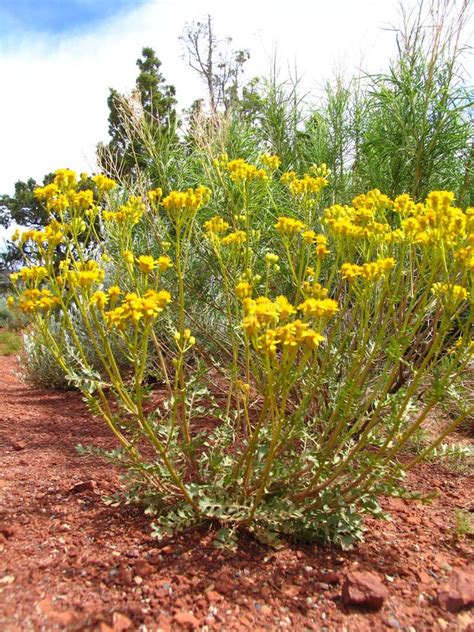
[0,0,471,194]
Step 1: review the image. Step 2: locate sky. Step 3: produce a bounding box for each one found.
[0,0,472,246]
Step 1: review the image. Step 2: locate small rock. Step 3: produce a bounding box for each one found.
[0,524,15,539]
[342,571,388,610]
[173,611,199,629]
[415,570,432,584]
[11,441,25,451]
[206,590,223,604]
[387,616,401,628]
[69,480,96,494]
[322,571,340,585]
[112,612,133,631]
[134,560,153,578]
[438,567,474,612]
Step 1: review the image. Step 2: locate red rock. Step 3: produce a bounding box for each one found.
[11,441,25,451]
[134,559,153,578]
[69,480,96,494]
[389,498,408,512]
[342,571,388,610]
[97,624,114,632]
[173,611,199,628]
[206,590,223,603]
[0,523,15,539]
[438,568,474,612]
[322,571,341,584]
[112,612,133,631]
[37,598,77,626]
[415,570,432,584]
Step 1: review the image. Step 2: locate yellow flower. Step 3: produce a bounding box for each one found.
[274,295,295,320]
[18,288,60,314]
[162,186,211,214]
[138,255,158,274]
[90,290,108,310]
[275,217,306,236]
[302,230,317,244]
[53,169,77,191]
[265,253,279,264]
[298,298,339,319]
[226,159,268,182]
[93,173,116,192]
[221,230,246,246]
[108,286,122,303]
[431,283,468,303]
[148,188,163,205]
[157,256,173,272]
[288,174,328,197]
[260,153,281,170]
[104,196,145,224]
[123,250,134,265]
[204,215,230,234]
[235,281,252,299]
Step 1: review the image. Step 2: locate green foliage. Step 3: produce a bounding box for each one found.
[98,47,178,181]
[0,330,22,356]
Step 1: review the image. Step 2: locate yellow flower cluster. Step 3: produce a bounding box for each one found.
[10,266,48,285]
[16,219,68,248]
[400,191,471,246]
[103,196,145,225]
[260,153,281,170]
[137,255,172,274]
[288,174,328,197]
[225,159,268,183]
[341,257,396,282]
[34,170,98,216]
[324,202,391,239]
[104,289,171,328]
[148,187,163,205]
[352,189,393,212]
[162,186,211,215]
[431,283,468,304]
[280,171,297,184]
[67,261,105,288]
[92,174,117,193]
[455,244,474,273]
[301,231,330,256]
[235,281,252,298]
[239,295,328,356]
[275,216,306,236]
[221,230,247,246]
[204,215,230,234]
[302,280,329,299]
[297,298,339,319]
[18,288,60,314]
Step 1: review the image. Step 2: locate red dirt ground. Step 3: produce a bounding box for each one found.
[0,354,473,631]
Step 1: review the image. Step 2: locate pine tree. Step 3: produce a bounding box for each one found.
[99,47,178,179]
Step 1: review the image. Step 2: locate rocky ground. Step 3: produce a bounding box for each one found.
[0,354,473,631]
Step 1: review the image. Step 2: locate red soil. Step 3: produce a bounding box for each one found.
[0,355,472,631]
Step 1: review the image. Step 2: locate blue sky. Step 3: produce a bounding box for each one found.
[0,0,149,38]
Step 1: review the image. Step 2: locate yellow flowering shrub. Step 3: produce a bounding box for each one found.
[8,162,473,548]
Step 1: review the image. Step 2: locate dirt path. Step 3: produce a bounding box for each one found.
[0,355,473,631]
